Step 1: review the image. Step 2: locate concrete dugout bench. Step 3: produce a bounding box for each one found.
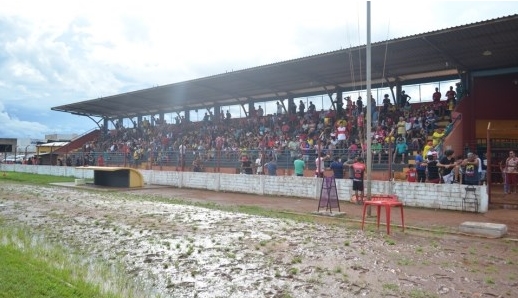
[79,166,144,188]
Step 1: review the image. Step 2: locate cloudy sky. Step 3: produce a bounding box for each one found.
[1,0,516,139]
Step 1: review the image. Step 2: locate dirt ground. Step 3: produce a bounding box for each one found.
[1,182,517,298]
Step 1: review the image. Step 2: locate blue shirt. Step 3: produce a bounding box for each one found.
[415,154,426,171]
[266,161,277,176]
[329,161,344,178]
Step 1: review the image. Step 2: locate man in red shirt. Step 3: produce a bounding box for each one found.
[446,86,457,106]
[350,157,366,204]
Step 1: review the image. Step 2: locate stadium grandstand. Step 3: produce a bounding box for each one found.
[48,14,518,205]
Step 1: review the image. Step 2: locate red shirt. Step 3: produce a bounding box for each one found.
[352,162,366,181]
[406,168,417,182]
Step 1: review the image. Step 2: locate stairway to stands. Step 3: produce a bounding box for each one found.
[54,129,101,154]
[426,114,451,143]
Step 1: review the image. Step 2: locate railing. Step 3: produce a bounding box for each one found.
[57,147,415,172]
[434,112,462,156]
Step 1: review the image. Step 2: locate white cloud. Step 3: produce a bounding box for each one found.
[0,0,517,139]
[0,101,49,138]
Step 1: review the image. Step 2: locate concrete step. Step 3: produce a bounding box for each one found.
[459,221,507,238]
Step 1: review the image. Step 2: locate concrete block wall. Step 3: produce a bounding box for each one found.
[1,164,488,213]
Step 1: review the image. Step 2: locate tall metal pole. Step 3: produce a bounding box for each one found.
[365,1,373,217]
[366,1,372,200]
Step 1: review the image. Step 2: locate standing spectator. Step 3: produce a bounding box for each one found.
[393,137,408,164]
[350,157,366,204]
[475,153,483,185]
[276,101,283,115]
[294,155,305,176]
[438,149,457,184]
[500,160,510,194]
[298,100,305,118]
[432,127,445,147]
[406,164,417,182]
[425,152,440,183]
[382,94,391,113]
[423,140,434,158]
[446,86,457,107]
[315,153,328,178]
[255,154,264,175]
[264,157,277,176]
[257,105,264,117]
[400,90,411,107]
[504,150,518,193]
[328,156,344,179]
[479,153,487,185]
[288,138,300,162]
[178,141,187,169]
[461,153,480,186]
[241,155,253,174]
[308,101,316,114]
[415,149,427,183]
[396,116,406,138]
[432,87,443,116]
[356,96,363,115]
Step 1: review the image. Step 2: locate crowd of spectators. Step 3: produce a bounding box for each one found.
[74,88,458,173]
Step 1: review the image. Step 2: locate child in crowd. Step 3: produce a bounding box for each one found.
[406,164,417,182]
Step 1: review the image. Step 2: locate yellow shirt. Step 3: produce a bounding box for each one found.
[432,131,445,146]
[423,144,433,157]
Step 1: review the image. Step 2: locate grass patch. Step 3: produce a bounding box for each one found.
[0,244,113,298]
[0,223,148,298]
[0,172,75,185]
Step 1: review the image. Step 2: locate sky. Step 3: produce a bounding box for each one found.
[1,0,517,140]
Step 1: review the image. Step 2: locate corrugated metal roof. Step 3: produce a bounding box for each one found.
[52,14,518,119]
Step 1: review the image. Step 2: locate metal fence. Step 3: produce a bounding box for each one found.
[59,146,411,173]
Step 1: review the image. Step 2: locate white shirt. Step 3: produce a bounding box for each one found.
[315,157,326,173]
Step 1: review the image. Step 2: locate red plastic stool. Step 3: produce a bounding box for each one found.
[361,200,405,235]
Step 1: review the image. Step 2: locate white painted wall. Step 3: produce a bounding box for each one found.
[1,164,488,213]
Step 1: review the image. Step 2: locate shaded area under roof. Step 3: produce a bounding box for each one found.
[52,15,518,120]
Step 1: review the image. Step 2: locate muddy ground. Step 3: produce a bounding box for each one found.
[0,183,517,298]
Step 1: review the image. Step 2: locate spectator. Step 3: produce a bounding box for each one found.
[241,155,253,174]
[315,153,328,178]
[400,90,411,107]
[276,102,283,115]
[371,138,382,164]
[255,154,264,175]
[432,127,445,147]
[350,157,366,204]
[308,101,316,114]
[425,152,440,183]
[356,96,363,115]
[438,149,458,184]
[257,105,264,117]
[328,156,344,179]
[264,157,277,176]
[298,100,305,118]
[415,149,427,182]
[461,153,479,186]
[406,164,417,182]
[294,155,305,176]
[446,85,457,107]
[503,150,518,193]
[432,87,443,116]
[382,94,391,113]
[393,136,408,164]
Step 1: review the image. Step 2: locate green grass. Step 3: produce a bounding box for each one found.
[0,172,75,185]
[0,223,148,298]
[0,244,113,298]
